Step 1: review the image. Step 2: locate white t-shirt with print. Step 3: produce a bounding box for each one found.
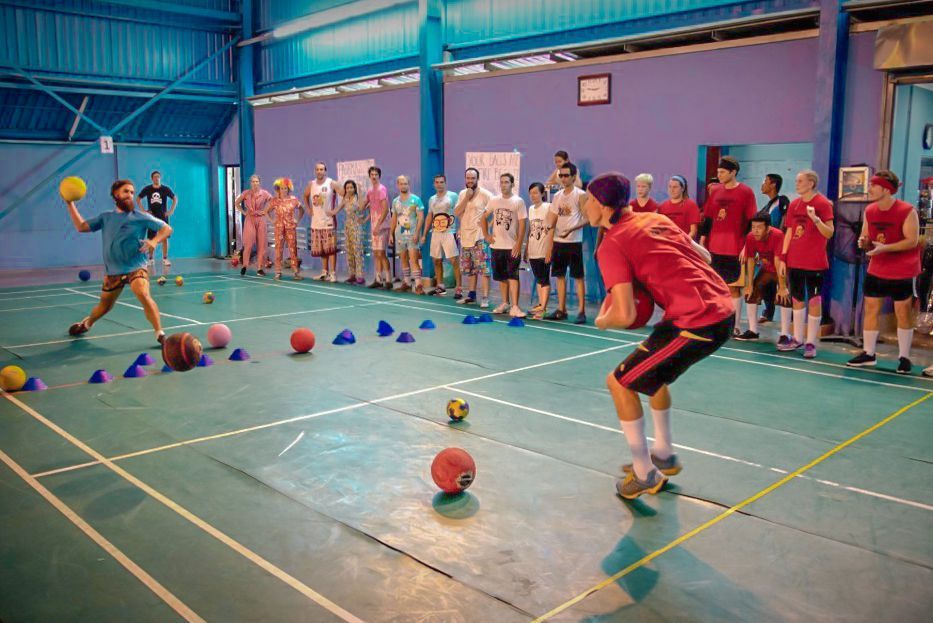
[527,202,552,259]
[549,186,586,243]
[309,177,337,230]
[485,194,527,251]
[457,186,494,248]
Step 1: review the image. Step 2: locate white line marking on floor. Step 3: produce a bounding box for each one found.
[65,288,203,325]
[1,390,365,623]
[31,344,632,479]
[445,386,933,513]
[0,447,205,622]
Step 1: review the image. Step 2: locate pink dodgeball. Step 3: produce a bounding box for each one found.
[207,323,232,348]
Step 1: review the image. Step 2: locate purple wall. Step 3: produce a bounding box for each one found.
[840,32,883,168]
[445,37,822,193]
[254,86,420,196]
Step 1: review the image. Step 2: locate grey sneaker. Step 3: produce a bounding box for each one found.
[803,343,817,359]
[616,469,668,500]
[621,453,683,477]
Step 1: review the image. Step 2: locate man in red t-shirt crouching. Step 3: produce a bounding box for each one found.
[735,215,790,343]
[847,170,921,374]
[589,172,734,501]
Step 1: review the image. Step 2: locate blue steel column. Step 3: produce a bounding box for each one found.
[813,0,849,327]
[812,0,849,199]
[419,0,444,280]
[419,0,444,197]
[238,0,256,179]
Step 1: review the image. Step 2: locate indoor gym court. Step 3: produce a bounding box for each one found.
[2,0,933,621]
[0,265,931,622]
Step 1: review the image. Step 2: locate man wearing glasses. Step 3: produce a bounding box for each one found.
[545,162,589,323]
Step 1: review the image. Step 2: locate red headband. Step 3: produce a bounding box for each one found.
[870,175,897,194]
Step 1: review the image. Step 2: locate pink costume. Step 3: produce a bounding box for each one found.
[270,196,301,274]
[239,188,272,269]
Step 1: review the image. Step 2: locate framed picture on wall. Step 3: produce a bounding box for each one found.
[838,166,871,202]
[577,73,611,106]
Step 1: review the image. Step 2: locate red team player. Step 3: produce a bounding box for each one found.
[735,215,791,343]
[588,172,734,500]
[700,156,758,333]
[847,170,921,374]
[779,170,834,358]
[658,175,701,238]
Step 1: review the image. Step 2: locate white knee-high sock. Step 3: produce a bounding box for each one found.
[650,408,673,460]
[780,306,792,337]
[620,418,653,480]
[733,297,743,325]
[863,329,879,356]
[793,308,805,343]
[806,314,820,346]
[746,303,759,333]
[897,328,914,359]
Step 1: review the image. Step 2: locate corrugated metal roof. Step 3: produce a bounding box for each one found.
[0,87,234,144]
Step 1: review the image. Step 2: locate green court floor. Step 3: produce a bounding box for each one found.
[1,271,931,622]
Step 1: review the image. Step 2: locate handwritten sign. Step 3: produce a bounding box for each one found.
[465,151,521,195]
[337,159,375,195]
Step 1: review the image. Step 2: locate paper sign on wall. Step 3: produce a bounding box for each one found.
[465,151,521,195]
[99,136,114,154]
[337,159,375,195]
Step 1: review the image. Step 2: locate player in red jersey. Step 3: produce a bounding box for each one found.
[630,173,659,213]
[847,170,921,374]
[588,172,735,500]
[700,156,758,334]
[658,175,701,238]
[779,170,834,359]
[734,215,791,343]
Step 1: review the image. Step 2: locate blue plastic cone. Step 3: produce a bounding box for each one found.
[396,332,416,343]
[507,317,525,328]
[478,313,494,323]
[133,352,155,366]
[419,319,436,330]
[22,377,47,391]
[338,329,356,344]
[123,364,147,378]
[197,354,214,367]
[377,320,394,336]
[88,369,113,384]
[332,335,351,345]
[462,315,479,325]
[161,364,173,373]
[229,348,251,361]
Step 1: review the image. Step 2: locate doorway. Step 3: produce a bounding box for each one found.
[224,165,241,257]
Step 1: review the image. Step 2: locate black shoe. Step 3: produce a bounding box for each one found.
[574,311,587,325]
[240,267,247,276]
[846,351,877,367]
[383,281,393,290]
[896,357,912,375]
[257,269,266,276]
[367,281,383,289]
[734,330,759,341]
[543,310,567,321]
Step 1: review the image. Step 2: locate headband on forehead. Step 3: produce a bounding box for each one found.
[718,158,739,173]
[870,175,897,194]
[589,172,631,209]
[671,175,687,189]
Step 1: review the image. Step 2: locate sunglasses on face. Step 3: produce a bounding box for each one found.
[558,173,572,178]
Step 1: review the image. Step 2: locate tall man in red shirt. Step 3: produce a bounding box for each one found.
[735,215,790,343]
[847,170,921,374]
[589,172,734,500]
[779,170,834,358]
[700,156,758,333]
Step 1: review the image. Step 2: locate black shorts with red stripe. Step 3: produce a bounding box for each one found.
[613,316,734,396]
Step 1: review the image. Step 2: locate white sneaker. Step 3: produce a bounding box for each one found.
[327,273,337,282]
[480,297,490,309]
[923,365,933,378]
[492,303,510,314]
[509,306,527,318]
[162,258,171,266]
[317,272,328,281]
[147,258,154,267]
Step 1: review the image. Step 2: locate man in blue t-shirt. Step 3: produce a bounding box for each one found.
[66,179,173,345]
